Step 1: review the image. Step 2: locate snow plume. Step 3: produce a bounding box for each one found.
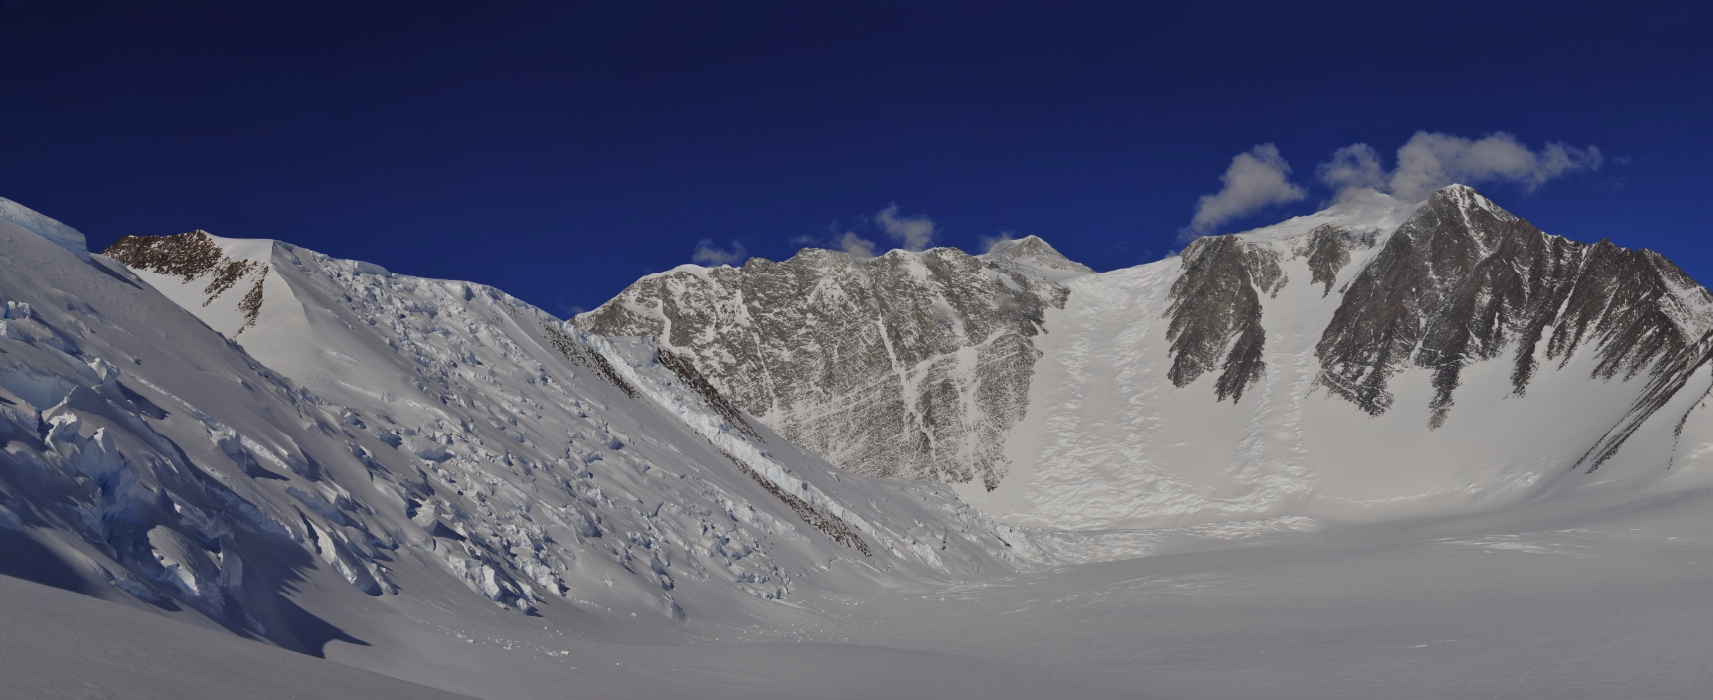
[789,204,934,259]
[838,231,878,259]
[1320,131,1604,202]
[981,231,1017,254]
[1182,144,1306,241]
[875,204,937,252]
[691,238,747,266]
[789,229,877,259]
[1317,144,1389,196]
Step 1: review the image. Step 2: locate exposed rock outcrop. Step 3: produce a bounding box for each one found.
[103,231,269,332]
[580,185,1713,515]
[1165,236,1284,403]
[576,236,1085,489]
[1315,185,1713,430]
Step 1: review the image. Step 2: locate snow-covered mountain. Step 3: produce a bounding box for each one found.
[11,189,1713,699]
[0,202,1030,668]
[579,185,1713,530]
[575,236,1087,492]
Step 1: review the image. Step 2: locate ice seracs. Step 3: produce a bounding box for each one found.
[0,203,1025,665]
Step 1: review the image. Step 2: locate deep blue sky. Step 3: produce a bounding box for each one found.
[2,1,1709,316]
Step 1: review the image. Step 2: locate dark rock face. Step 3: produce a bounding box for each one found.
[1578,333,1713,472]
[1165,236,1284,403]
[1300,225,1377,297]
[658,349,762,441]
[1316,187,1531,422]
[1315,185,1713,432]
[575,238,1081,489]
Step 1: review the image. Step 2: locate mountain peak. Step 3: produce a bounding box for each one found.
[1424,182,1507,217]
[102,230,277,334]
[981,235,1092,281]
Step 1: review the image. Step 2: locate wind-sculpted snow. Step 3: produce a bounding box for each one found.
[575,237,1085,490]
[0,195,89,260]
[0,213,1026,664]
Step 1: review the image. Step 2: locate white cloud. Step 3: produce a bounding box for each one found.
[1183,143,1307,240]
[1316,143,1388,200]
[837,231,877,259]
[1318,131,1604,202]
[875,204,937,252]
[786,228,878,259]
[980,231,1017,254]
[691,238,747,266]
[790,204,941,259]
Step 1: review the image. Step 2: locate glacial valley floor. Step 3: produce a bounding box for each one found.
[8,487,1713,700]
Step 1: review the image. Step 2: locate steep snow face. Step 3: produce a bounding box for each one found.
[575,238,1086,490]
[102,231,271,333]
[0,214,1024,654]
[0,196,89,260]
[581,186,1713,531]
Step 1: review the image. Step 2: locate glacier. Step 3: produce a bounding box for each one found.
[5,190,1713,698]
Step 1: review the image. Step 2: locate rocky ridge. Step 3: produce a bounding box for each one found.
[583,186,1713,528]
[105,230,269,332]
[1316,186,1713,438]
[576,237,1088,490]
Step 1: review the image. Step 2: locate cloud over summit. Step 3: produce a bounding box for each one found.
[837,231,877,259]
[788,204,939,259]
[1180,132,1604,241]
[691,239,747,266]
[1183,144,1307,241]
[1320,131,1604,202]
[876,204,938,252]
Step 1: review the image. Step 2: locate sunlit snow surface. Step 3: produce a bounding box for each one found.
[9,486,1713,699]
[6,200,1713,699]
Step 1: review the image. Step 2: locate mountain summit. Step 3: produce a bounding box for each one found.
[580,185,1713,529]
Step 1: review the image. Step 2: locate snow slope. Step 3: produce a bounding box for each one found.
[0,573,478,700]
[0,195,89,260]
[778,484,1713,700]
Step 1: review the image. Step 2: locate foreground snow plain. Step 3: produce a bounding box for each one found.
[4,197,1713,699]
[10,487,1713,699]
